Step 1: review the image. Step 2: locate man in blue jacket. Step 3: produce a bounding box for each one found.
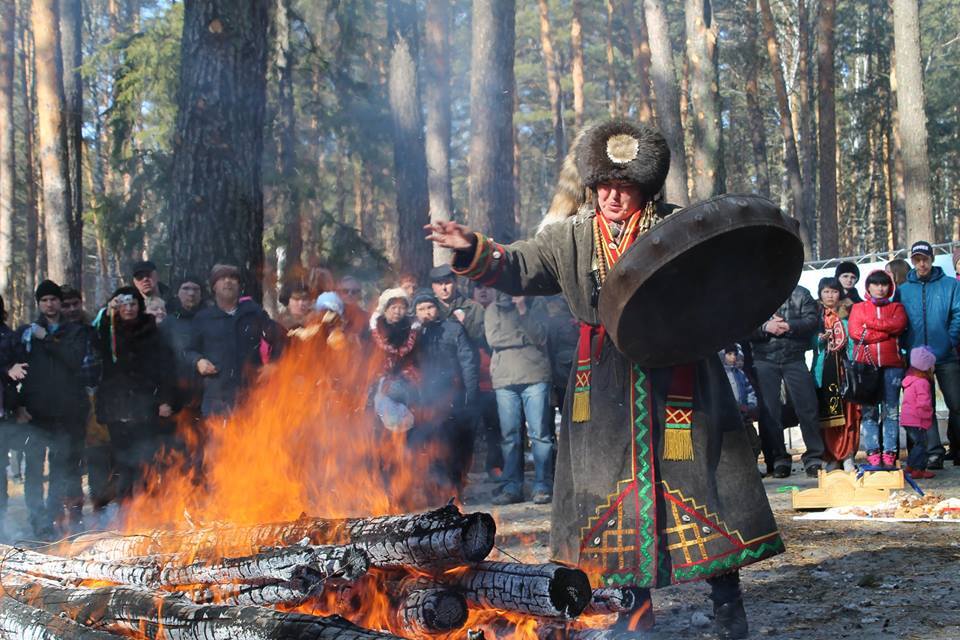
[185,265,284,419]
[898,241,960,468]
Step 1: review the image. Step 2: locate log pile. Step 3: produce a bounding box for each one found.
[0,506,623,639]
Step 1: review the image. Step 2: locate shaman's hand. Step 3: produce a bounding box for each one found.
[424,221,474,251]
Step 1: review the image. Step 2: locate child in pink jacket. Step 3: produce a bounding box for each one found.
[901,346,937,479]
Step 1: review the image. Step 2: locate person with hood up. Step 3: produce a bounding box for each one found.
[94,287,176,503]
[901,346,938,479]
[834,261,863,303]
[369,288,420,434]
[848,270,908,468]
[811,277,859,471]
[898,241,960,468]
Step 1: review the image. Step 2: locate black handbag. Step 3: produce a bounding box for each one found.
[842,329,883,404]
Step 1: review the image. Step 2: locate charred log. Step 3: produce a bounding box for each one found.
[395,588,468,636]
[582,587,643,616]
[69,505,495,570]
[6,582,404,640]
[442,562,591,618]
[0,597,125,640]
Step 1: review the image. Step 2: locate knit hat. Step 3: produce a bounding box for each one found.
[910,241,933,259]
[314,291,344,316]
[411,288,439,309]
[59,284,82,302]
[35,280,63,302]
[209,264,241,289]
[376,287,409,316]
[909,346,937,372]
[834,261,860,281]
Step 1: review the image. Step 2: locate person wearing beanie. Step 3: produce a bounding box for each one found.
[92,286,175,504]
[834,261,862,303]
[810,277,859,472]
[184,264,284,418]
[898,240,960,468]
[901,346,938,479]
[0,280,99,539]
[428,118,779,638]
[408,288,479,499]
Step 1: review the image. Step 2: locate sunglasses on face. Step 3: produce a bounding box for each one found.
[339,288,361,295]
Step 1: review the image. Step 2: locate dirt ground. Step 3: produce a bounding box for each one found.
[463,460,960,640]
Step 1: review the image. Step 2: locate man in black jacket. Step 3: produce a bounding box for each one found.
[185,265,284,418]
[750,285,825,478]
[0,281,99,537]
[411,289,479,494]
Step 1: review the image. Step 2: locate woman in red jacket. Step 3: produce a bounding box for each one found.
[848,270,908,468]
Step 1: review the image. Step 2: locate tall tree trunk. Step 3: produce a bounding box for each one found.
[169,0,270,300]
[605,0,618,117]
[796,0,816,255]
[757,0,809,256]
[60,0,82,283]
[816,0,838,257]
[0,0,14,304]
[272,0,301,276]
[570,0,584,130]
[622,0,653,124]
[32,0,77,286]
[424,0,453,267]
[537,0,565,169]
[19,3,38,313]
[888,44,907,247]
[388,0,430,280]
[643,0,688,205]
[468,0,516,242]
[891,0,934,243]
[742,0,769,196]
[684,0,720,200]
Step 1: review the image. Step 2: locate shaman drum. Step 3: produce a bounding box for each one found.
[598,194,804,367]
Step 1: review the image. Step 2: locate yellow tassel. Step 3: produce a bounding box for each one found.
[663,428,694,461]
[572,389,591,423]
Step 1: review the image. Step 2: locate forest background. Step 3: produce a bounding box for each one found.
[0,0,957,323]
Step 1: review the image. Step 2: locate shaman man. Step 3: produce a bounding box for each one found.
[427,119,783,639]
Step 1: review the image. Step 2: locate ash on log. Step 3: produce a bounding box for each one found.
[0,597,125,640]
[392,586,468,635]
[6,582,404,640]
[441,562,592,618]
[68,505,496,570]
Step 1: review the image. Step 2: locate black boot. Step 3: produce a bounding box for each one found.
[612,587,655,633]
[708,571,748,640]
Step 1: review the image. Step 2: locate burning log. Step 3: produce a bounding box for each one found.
[394,588,469,636]
[6,582,404,640]
[68,505,496,570]
[181,581,318,607]
[442,562,592,619]
[1,543,367,591]
[0,597,125,640]
[581,587,643,616]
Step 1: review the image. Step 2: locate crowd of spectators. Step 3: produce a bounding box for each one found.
[0,238,956,540]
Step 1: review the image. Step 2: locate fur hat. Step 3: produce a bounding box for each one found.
[35,280,63,302]
[909,346,937,372]
[834,261,860,281]
[575,119,670,194]
[540,119,669,230]
[376,288,410,316]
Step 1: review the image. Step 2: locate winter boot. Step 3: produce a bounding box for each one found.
[881,451,898,469]
[708,571,748,640]
[866,450,882,467]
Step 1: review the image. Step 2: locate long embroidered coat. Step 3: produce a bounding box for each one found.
[452,205,784,588]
